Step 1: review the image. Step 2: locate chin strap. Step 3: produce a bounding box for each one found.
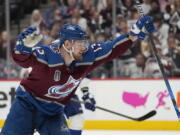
[62,44,75,61]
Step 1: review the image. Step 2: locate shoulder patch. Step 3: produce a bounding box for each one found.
[50,45,60,54]
[50,39,60,53]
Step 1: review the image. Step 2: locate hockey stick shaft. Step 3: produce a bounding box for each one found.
[136,1,180,120]
[71,98,156,121]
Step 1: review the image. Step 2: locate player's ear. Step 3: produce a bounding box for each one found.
[64,40,71,50]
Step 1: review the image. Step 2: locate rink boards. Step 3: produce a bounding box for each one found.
[0,79,180,130]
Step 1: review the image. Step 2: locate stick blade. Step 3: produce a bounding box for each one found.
[136,110,156,121]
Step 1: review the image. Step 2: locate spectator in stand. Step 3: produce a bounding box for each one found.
[153,13,169,55]
[117,18,129,35]
[49,21,64,40]
[148,0,162,17]
[0,59,7,78]
[130,9,140,20]
[121,0,136,19]
[141,34,161,58]
[120,53,146,78]
[44,0,60,29]
[145,45,173,78]
[141,0,151,15]
[171,0,180,14]
[65,0,79,18]
[141,40,151,58]
[53,8,64,23]
[70,9,95,42]
[0,30,20,79]
[99,0,121,34]
[80,0,96,23]
[0,31,8,60]
[30,9,46,32]
[1,0,180,79]
[95,0,107,12]
[169,0,180,41]
[166,34,180,76]
[0,31,15,60]
[70,9,88,31]
[88,9,103,35]
[159,0,170,13]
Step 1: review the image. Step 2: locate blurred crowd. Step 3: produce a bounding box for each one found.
[0,0,180,79]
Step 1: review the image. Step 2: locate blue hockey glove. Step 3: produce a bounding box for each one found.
[130,15,155,40]
[82,91,96,111]
[18,27,43,48]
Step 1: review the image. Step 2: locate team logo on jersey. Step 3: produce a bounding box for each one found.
[50,44,60,54]
[45,76,81,99]
[54,70,61,82]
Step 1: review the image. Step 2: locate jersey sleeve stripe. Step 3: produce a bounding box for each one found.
[95,37,129,61]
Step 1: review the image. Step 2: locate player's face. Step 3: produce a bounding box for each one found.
[72,40,89,61]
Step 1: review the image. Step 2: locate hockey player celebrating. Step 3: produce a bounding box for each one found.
[0,15,154,135]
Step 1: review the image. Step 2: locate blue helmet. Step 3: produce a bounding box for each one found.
[59,24,88,45]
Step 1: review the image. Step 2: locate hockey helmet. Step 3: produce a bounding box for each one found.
[59,24,88,46]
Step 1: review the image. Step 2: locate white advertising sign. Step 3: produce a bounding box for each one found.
[78,79,180,121]
[0,79,180,121]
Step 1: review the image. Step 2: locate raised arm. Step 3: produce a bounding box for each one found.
[91,15,154,67]
[12,27,46,68]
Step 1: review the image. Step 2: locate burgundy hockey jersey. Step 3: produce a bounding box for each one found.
[12,34,132,105]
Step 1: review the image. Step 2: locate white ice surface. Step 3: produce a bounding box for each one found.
[33,130,180,135]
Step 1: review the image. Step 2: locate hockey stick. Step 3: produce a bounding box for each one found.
[71,98,156,121]
[136,1,180,120]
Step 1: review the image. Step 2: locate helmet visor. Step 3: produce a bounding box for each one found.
[71,40,89,50]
